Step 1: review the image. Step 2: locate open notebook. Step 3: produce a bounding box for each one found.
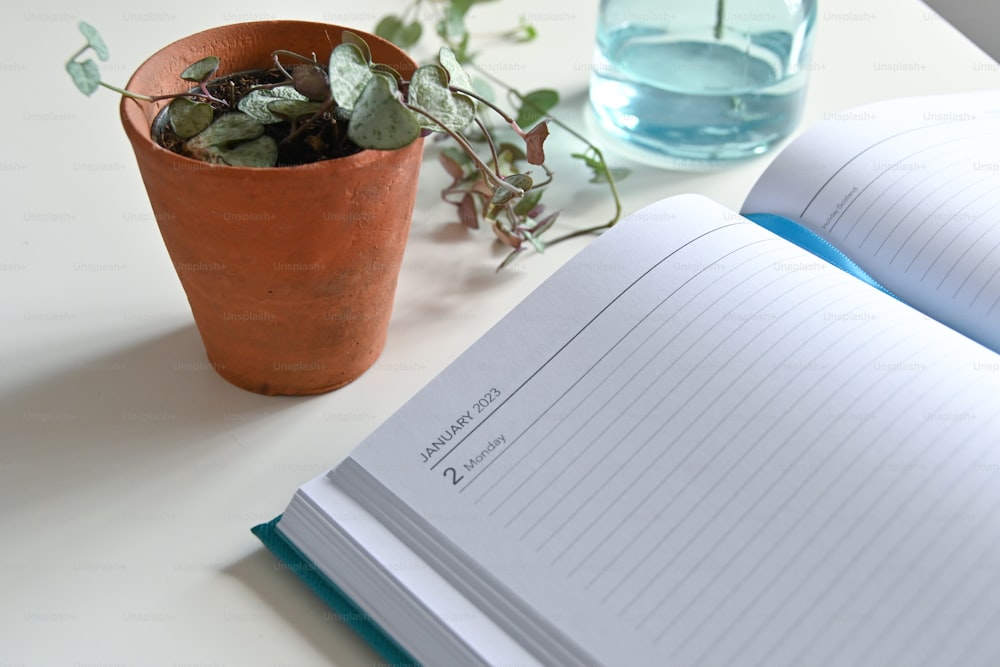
[256,90,1000,666]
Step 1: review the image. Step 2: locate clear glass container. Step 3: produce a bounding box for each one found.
[589,0,817,168]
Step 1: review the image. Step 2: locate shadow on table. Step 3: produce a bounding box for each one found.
[0,323,305,507]
[224,548,381,667]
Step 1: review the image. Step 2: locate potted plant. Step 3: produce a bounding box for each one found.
[66,19,552,396]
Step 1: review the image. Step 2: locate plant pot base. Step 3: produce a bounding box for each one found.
[207,351,382,396]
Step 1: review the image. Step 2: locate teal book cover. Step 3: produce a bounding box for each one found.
[251,517,420,667]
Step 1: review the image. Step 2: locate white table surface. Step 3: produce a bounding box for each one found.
[3,0,999,664]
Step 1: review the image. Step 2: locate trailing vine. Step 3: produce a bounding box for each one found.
[375,0,629,268]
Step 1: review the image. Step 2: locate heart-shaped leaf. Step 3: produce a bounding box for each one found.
[347,75,420,150]
[408,64,475,133]
[523,120,550,165]
[398,21,423,49]
[78,22,109,61]
[238,86,310,124]
[375,15,423,49]
[187,112,265,150]
[267,98,323,120]
[370,63,403,84]
[168,97,214,138]
[213,136,278,168]
[375,15,403,42]
[328,43,373,112]
[439,47,474,93]
[487,173,533,219]
[514,88,559,128]
[341,31,372,66]
[440,6,467,44]
[180,56,220,83]
[66,59,100,96]
[291,64,330,102]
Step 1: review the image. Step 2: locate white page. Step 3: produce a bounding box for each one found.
[278,476,544,667]
[742,90,1000,353]
[332,195,1000,665]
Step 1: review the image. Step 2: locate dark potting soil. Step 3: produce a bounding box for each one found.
[156,68,364,167]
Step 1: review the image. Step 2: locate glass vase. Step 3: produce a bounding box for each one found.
[589,0,817,168]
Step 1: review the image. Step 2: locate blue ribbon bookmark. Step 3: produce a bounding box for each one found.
[744,212,895,298]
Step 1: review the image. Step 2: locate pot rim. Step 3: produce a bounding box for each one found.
[119,19,421,174]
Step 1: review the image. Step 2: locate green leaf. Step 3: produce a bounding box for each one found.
[374,15,404,42]
[451,0,499,17]
[167,97,213,138]
[341,31,372,65]
[328,43,373,112]
[370,63,403,83]
[590,166,632,184]
[187,112,265,151]
[78,22,109,61]
[66,59,100,96]
[375,15,423,49]
[237,86,310,124]
[213,135,278,168]
[347,75,421,150]
[498,142,527,162]
[532,210,560,237]
[375,14,403,41]
[571,151,631,183]
[267,98,323,121]
[516,21,538,43]
[440,6,467,44]
[408,64,475,133]
[438,47,474,92]
[497,246,525,271]
[471,77,494,104]
[515,89,559,128]
[513,188,544,216]
[185,113,274,167]
[505,172,534,191]
[523,229,545,254]
[180,56,219,83]
[488,173,533,210]
[399,22,423,49]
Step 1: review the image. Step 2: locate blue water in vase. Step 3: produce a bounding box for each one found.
[590,25,810,167]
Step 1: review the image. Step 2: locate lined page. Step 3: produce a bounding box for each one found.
[743,90,1000,353]
[333,195,1000,666]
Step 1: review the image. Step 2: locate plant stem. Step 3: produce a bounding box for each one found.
[100,81,224,105]
[473,116,502,175]
[68,45,89,62]
[407,104,524,198]
[450,85,518,129]
[99,81,154,102]
[715,0,725,39]
[470,64,624,244]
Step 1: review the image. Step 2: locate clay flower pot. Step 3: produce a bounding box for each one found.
[120,21,423,396]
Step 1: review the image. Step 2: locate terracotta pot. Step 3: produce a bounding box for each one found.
[120,21,424,396]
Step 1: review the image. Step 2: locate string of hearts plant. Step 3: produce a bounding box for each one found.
[375,0,630,265]
[66,22,557,268]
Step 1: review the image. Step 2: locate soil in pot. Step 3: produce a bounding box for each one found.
[154,68,365,166]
